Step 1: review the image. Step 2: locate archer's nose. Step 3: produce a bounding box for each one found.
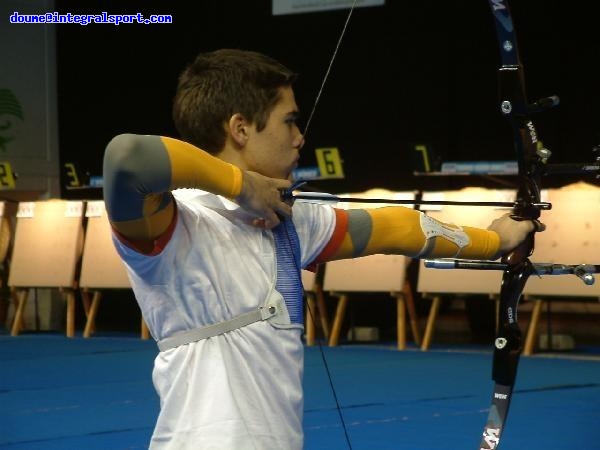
[294,133,305,150]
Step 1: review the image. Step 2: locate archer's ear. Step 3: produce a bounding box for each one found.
[228,113,249,146]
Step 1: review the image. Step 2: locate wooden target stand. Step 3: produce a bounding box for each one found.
[79,201,149,339]
[310,189,421,350]
[522,182,600,355]
[9,200,84,337]
[302,267,330,346]
[323,254,420,350]
[417,183,600,354]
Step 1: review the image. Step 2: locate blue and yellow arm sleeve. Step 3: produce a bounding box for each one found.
[312,207,500,264]
[103,134,242,251]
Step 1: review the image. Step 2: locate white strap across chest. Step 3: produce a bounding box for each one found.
[157,303,279,352]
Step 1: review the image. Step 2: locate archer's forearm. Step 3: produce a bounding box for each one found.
[328,207,500,261]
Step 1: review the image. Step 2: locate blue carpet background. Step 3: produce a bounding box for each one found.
[1,335,599,449]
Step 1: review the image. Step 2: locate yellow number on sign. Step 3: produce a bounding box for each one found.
[414,144,430,173]
[315,147,344,179]
[64,162,80,187]
[0,162,16,189]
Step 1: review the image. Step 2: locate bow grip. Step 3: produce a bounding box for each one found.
[501,232,535,265]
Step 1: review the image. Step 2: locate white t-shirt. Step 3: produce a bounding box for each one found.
[113,190,336,450]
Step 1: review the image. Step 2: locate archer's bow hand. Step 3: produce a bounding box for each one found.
[487,213,546,259]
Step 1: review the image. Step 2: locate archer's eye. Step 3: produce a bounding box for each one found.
[285,113,300,126]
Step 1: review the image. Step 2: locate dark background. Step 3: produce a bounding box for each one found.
[52,0,600,338]
[55,0,600,197]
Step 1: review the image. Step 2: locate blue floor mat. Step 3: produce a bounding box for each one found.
[1,335,599,449]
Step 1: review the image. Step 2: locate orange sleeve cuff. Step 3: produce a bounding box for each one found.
[306,208,349,271]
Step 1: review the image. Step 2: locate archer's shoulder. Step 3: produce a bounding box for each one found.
[292,201,335,228]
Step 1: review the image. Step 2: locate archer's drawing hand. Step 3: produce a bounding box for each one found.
[235,170,293,229]
[487,213,546,258]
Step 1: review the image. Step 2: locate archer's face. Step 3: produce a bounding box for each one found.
[241,87,305,180]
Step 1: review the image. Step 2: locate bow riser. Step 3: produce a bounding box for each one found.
[480,2,544,449]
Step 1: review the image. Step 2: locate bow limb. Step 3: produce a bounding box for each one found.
[480,1,546,448]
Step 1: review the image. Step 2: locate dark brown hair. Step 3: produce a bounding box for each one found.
[172,49,297,154]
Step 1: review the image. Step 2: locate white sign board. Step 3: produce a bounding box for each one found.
[273,0,384,16]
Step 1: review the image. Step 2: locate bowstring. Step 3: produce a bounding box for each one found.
[279,221,353,450]
[286,2,358,448]
[302,0,358,138]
